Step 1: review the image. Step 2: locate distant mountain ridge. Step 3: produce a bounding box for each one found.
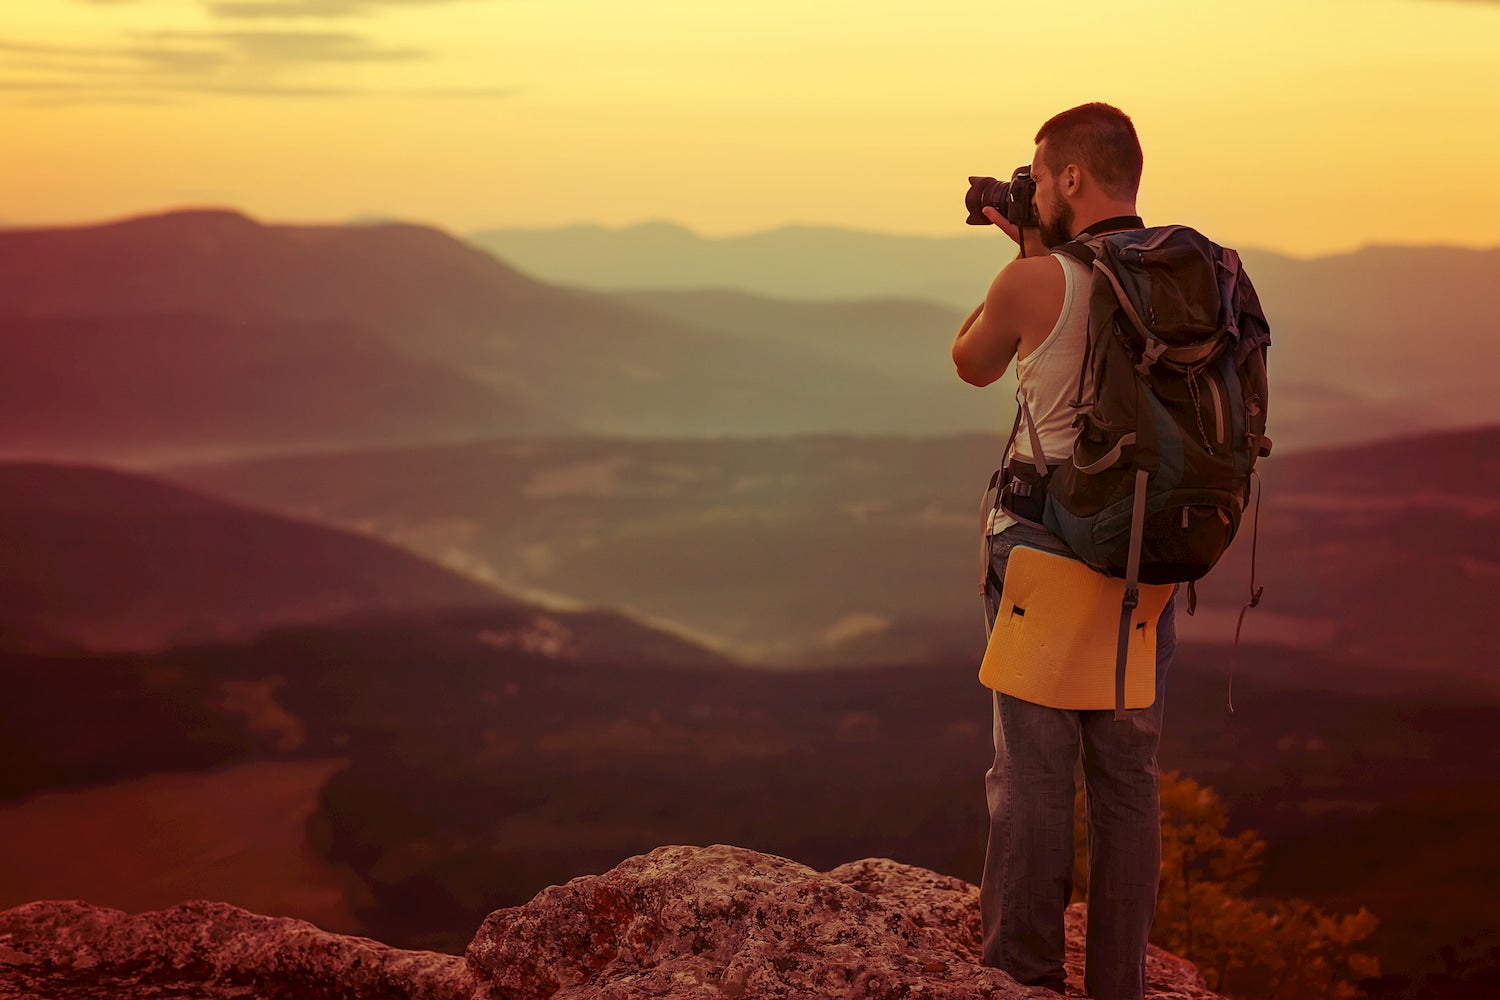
[470,221,1500,435]
[0,209,997,456]
[0,313,562,464]
[469,220,1011,308]
[3,208,1491,464]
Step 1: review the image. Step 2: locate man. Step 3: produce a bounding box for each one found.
[950,102,1178,1000]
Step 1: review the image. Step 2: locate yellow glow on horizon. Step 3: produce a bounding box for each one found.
[3,0,1499,256]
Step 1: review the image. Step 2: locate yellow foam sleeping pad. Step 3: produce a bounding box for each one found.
[980,545,1174,710]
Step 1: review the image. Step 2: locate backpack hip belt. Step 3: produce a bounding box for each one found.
[999,461,1059,524]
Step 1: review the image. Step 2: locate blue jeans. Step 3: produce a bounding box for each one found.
[979,519,1177,1000]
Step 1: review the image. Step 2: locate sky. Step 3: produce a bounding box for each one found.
[3,0,1499,257]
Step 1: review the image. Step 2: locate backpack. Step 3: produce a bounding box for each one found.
[999,224,1272,716]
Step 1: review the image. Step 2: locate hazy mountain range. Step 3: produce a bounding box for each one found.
[468,221,1008,309]
[473,220,1500,439]
[0,210,992,458]
[0,210,1490,466]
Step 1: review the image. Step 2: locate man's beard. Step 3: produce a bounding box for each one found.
[1039,197,1074,249]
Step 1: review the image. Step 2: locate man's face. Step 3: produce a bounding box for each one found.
[1030,144,1075,249]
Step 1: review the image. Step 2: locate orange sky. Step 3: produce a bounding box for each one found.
[3,0,1500,257]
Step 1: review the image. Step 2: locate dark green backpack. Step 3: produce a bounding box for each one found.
[1021,224,1272,715]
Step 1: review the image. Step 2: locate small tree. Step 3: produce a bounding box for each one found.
[1072,770,1379,1000]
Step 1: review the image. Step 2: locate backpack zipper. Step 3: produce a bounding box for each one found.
[1206,374,1225,445]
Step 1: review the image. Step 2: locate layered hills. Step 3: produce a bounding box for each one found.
[0,313,559,464]
[468,220,1004,306]
[0,210,993,457]
[4,209,1480,463]
[166,424,1500,696]
[475,220,1499,441]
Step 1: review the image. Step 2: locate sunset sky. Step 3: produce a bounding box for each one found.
[3,0,1498,257]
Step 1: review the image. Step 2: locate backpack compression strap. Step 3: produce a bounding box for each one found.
[1115,468,1150,720]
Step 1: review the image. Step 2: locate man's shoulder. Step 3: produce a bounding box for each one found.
[992,252,1065,292]
[988,253,1066,315]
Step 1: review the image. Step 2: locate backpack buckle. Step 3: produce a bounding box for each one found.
[1136,339,1169,375]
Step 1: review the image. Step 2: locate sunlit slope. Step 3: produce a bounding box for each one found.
[0,462,515,653]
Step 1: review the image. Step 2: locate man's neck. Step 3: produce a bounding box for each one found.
[1073,208,1142,239]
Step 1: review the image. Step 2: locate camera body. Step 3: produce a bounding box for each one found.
[966,166,1039,227]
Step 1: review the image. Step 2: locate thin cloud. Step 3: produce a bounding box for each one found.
[73,0,485,15]
[0,29,422,76]
[0,27,429,104]
[11,0,511,106]
[0,31,512,105]
[146,29,426,66]
[0,72,353,103]
[205,0,472,18]
[0,39,122,56]
[0,76,176,106]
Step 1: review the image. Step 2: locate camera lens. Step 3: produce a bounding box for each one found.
[966,176,1009,226]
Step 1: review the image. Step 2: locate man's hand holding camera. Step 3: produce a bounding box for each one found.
[967,167,1044,258]
[978,206,1050,257]
[951,164,1066,386]
[980,206,1041,258]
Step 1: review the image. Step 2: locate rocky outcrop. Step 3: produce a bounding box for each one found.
[468,845,1217,1000]
[0,844,1221,999]
[0,898,471,999]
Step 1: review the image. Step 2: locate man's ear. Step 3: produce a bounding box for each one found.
[1063,164,1082,197]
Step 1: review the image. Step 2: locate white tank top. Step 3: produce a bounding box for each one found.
[987,251,1093,536]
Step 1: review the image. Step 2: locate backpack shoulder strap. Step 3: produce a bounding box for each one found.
[1053,239,1097,267]
[1055,215,1148,266]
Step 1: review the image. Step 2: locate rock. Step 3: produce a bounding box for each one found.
[466,843,1223,999]
[0,899,471,999]
[1,845,1223,1000]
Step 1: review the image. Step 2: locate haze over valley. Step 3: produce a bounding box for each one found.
[2,207,1496,992]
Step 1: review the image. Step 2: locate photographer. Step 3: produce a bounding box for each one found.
[951,103,1179,1000]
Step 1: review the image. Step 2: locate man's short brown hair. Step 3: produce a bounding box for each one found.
[1034,103,1143,201]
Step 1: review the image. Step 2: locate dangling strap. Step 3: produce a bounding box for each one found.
[1019,398,1048,477]
[979,468,1002,596]
[1186,580,1198,617]
[980,395,1034,591]
[1226,470,1265,713]
[1114,468,1150,720]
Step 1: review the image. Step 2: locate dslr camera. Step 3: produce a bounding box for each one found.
[965,166,1039,227]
